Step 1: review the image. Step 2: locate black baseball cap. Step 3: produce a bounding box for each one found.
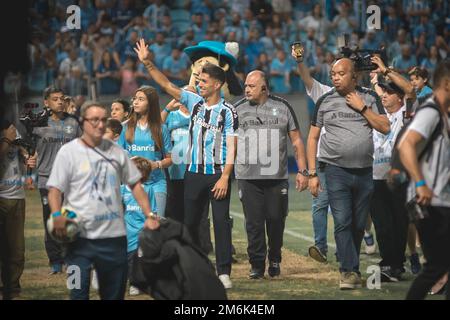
[378,81,404,96]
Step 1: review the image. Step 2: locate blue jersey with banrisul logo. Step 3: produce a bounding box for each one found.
[166,110,190,180]
[117,123,172,193]
[180,90,238,175]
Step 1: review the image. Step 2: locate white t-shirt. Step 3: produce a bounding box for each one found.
[406,106,450,207]
[373,106,406,180]
[306,78,333,157]
[47,138,142,239]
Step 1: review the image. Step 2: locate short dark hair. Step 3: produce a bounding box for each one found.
[43,86,64,100]
[202,63,226,85]
[433,59,450,88]
[106,118,123,136]
[112,99,131,114]
[409,67,429,81]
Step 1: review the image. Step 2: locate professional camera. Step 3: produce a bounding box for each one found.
[337,34,387,72]
[13,103,50,155]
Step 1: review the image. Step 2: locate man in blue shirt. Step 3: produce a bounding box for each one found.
[162,48,190,87]
[134,39,238,290]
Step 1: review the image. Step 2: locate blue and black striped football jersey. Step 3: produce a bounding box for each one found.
[180,90,238,175]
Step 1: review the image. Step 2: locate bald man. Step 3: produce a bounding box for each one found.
[306,58,390,290]
[234,70,308,279]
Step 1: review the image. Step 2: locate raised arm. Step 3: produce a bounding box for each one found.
[371,55,416,101]
[134,38,182,101]
[291,45,314,92]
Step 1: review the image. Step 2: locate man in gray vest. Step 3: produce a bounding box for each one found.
[234,70,309,279]
[307,58,390,289]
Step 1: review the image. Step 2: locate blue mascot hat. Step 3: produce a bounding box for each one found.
[184,41,238,66]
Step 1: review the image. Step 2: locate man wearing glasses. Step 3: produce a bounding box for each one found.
[32,86,82,275]
[47,103,159,300]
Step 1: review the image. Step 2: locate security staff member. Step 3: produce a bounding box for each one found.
[234,70,309,279]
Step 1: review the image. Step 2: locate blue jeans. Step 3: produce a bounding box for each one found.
[65,237,128,300]
[325,164,374,273]
[155,192,167,217]
[311,164,330,254]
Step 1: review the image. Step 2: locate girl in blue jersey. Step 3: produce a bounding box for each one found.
[118,86,172,217]
[121,156,157,296]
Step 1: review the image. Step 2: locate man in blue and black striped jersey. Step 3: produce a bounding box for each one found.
[306,58,390,290]
[135,39,237,289]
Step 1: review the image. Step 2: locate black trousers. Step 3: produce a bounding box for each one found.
[406,206,450,300]
[370,180,409,269]
[184,171,232,275]
[238,179,288,271]
[39,188,64,265]
[166,178,213,255]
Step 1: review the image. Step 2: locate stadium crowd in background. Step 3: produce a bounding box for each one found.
[21,0,449,99]
[1,0,449,301]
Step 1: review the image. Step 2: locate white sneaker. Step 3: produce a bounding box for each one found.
[219,274,232,289]
[129,286,141,296]
[91,270,99,290]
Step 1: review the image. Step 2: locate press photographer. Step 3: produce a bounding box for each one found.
[0,117,36,300]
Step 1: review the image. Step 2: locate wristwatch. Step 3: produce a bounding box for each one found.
[298,169,309,177]
[383,68,392,77]
[309,172,318,178]
[360,105,368,114]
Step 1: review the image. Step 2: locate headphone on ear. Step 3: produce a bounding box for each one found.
[261,85,267,92]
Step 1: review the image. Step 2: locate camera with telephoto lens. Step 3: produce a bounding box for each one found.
[12,103,51,154]
[337,34,387,72]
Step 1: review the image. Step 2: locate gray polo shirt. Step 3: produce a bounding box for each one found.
[234,95,299,179]
[311,86,385,169]
[33,113,82,188]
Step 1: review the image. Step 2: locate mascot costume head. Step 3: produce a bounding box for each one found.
[183,41,243,99]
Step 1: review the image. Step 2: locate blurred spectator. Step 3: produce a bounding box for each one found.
[362,29,384,51]
[392,45,418,76]
[242,8,264,34]
[412,15,436,48]
[405,0,430,26]
[123,15,153,42]
[244,29,264,73]
[388,29,410,64]
[120,57,139,97]
[79,33,94,76]
[228,0,250,14]
[420,45,440,80]
[414,33,428,65]
[292,0,316,20]
[298,3,330,45]
[271,0,292,21]
[149,32,172,69]
[260,26,282,61]
[383,5,403,43]
[250,0,273,29]
[224,13,248,43]
[192,13,207,43]
[270,50,291,94]
[158,15,179,48]
[177,28,196,50]
[58,49,88,96]
[330,2,357,36]
[115,0,138,28]
[110,99,131,122]
[118,30,139,64]
[79,0,98,31]
[95,50,120,95]
[255,52,270,75]
[162,47,190,87]
[190,0,214,19]
[143,0,170,30]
